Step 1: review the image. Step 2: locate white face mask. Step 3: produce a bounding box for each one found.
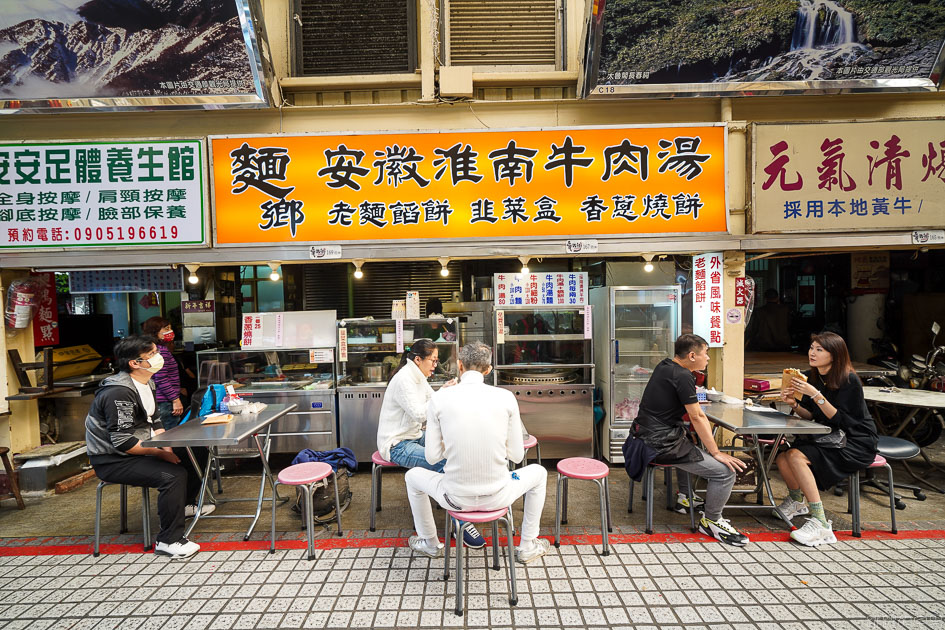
[140,352,164,373]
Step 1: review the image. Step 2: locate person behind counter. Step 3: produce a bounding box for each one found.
[776,331,878,547]
[141,316,184,430]
[85,336,205,559]
[629,334,750,547]
[405,341,550,564]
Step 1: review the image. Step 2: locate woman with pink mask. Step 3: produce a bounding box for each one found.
[142,316,184,430]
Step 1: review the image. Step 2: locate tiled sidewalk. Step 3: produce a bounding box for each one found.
[1,534,945,630]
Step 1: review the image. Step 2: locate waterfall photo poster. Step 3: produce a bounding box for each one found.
[0,0,273,112]
[580,0,945,97]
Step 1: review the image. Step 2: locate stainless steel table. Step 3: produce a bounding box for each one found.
[702,402,830,528]
[863,386,945,493]
[142,403,297,539]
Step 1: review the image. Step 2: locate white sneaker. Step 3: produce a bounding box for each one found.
[408,535,443,558]
[772,497,809,520]
[154,538,200,559]
[185,503,216,517]
[515,538,551,564]
[790,518,837,547]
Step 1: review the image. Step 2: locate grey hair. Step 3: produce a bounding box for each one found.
[458,341,492,372]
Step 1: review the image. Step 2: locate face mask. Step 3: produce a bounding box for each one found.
[141,352,165,373]
[162,331,175,342]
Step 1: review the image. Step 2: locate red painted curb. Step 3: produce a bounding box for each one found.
[1,529,943,557]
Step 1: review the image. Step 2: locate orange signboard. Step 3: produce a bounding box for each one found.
[210,125,727,244]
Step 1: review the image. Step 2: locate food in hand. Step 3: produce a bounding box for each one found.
[782,368,807,400]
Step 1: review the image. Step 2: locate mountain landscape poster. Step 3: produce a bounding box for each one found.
[0,0,271,112]
[581,0,945,97]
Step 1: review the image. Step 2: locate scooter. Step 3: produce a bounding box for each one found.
[900,322,945,446]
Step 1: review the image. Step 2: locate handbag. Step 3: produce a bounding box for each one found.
[813,428,847,449]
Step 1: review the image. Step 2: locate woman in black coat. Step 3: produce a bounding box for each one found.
[775,331,878,547]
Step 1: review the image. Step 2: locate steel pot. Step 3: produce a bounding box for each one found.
[363,362,385,382]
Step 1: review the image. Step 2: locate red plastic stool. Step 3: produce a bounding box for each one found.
[443,508,517,616]
[849,454,898,537]
[370,451,400,532]
[271,462,342,560]
[554,457,612,555]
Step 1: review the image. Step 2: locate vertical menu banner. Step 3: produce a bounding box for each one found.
[692,253,724,347]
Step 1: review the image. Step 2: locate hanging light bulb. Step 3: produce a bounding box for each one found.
[353,259,365,279]
[519,256,531,274]
[643,254,655,273]
[185,264,200,285]
[268,262,281,281]
[438,257,450,277]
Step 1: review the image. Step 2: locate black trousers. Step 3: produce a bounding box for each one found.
[94,452,201,544]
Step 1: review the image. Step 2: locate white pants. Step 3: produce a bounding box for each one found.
[405,464,547,542]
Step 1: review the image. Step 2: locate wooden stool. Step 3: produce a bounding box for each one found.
[0,447,25,510]
[369,451,400,532]
[443,508,517,616]
[554,457,612,555]
[271,462,342,560]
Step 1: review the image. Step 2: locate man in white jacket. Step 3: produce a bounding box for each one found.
[405,341,551,564]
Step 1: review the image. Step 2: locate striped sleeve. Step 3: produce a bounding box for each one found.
[151,345,181,403]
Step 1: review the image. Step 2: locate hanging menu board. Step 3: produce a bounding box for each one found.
[493,272,588,306]
[241,310,337,349]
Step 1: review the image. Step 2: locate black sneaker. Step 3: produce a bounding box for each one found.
[455,520,486,549]
[698,516,749,547]
[673,492,705,514]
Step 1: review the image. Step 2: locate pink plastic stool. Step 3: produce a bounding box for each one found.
[554,457,612,555]
[370,451,400,532]
[271,461,342,560]
[849,454,898,537]
[443,508,517,616]
[522,435,542,465]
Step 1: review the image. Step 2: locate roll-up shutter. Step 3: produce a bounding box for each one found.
[446,0,558,67]
[294,0,417,76]
[303,260,461,318]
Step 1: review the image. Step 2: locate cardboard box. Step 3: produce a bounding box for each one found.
[744,378,770,392]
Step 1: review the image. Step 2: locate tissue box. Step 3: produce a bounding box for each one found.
[744,378,770,392]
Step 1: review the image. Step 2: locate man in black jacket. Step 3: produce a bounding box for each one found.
[85,335,202,558]
[633,334,750,547]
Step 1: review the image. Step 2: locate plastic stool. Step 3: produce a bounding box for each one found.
[522,435,542,465]
[554,457,612,555]
[849,454,898,537]
[93,481,152,556]
[443,508,517,616]
[369,451,400,532]
[271,462,342,560]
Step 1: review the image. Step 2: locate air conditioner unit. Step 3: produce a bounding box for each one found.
[443,0,561,69]
[293,0,418,76]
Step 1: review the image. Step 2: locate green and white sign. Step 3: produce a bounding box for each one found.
[0,139,206,249]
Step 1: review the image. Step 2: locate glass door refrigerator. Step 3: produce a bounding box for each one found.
[590,285,682,463]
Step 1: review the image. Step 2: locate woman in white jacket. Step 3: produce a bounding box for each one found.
[377,339,451,471]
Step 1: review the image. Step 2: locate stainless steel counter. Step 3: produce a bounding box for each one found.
[234,388,336,453]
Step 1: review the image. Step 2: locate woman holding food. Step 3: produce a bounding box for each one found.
[775,331,878,547]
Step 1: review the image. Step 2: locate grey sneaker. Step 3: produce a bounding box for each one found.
[772,497,808,520]
[790,518,837,547]
[408,535,443,558]
[515,538,551,564]
[185,503,216,517]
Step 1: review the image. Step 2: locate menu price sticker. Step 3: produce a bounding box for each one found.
[493,272,588,306]
[395,319,404,353]
[584,304,593,340]
[338,328,348,362]
[274,314,284,347]
[309,349,333,363]
[496,310,505,344]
